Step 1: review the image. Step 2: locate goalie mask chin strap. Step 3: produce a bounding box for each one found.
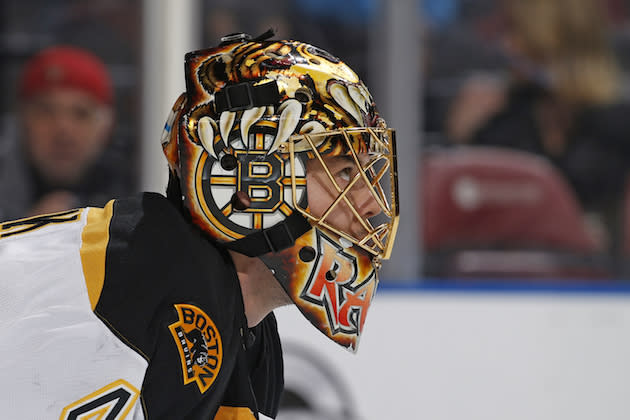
[225,212,311,257]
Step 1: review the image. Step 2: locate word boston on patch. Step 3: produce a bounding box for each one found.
[169,304,223,393]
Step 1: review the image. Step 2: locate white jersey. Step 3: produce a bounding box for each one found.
[0,205,146,418]
[0,194,283,419]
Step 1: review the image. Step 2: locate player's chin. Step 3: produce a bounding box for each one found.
[350,223,370,240]
[349,229,376,251]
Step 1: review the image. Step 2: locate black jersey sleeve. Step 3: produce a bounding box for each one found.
[93,193,248,419]
[247,313,284,419]
[215,312,283,419]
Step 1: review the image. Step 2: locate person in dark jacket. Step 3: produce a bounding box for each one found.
[0,46,124,221]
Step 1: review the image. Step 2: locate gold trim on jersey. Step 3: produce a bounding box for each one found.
[0,209,81,239]
[80,200,114,310]
[59,378,139,420]
[214,406,256,420]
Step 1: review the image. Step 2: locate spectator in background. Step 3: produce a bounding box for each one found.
[446,0,630,248]
[0,46,122,221]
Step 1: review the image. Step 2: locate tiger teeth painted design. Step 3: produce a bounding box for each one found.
[268,99,301,154]
[198,116,218,159]
[348,84,367,114]
[240,106,266,146]
[299,120,326,134]
[330,83,362,123]
[358,83,371,104]
[219,111,236,145]
[294,120,326,151]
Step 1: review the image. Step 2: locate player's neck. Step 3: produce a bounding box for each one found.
[228,250,291,328]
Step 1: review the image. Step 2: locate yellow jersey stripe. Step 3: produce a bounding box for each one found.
[214,406,257,420]
[80,200,114,310]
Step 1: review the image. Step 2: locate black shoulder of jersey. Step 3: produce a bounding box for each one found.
[94,193,251,416]
[97,191,245,350]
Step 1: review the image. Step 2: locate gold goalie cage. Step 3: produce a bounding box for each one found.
[287,127,399,263]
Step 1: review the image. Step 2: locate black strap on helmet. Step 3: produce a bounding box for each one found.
[214,80,281,113]
[219,29,275,46]
[225,212,312,257]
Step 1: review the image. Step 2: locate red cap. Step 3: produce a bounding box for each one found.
[19,46,113,105]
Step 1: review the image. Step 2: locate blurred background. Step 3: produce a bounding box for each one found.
[2,1,630,418]
[3,0,630,285]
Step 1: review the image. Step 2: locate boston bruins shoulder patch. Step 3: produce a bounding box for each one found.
[169,304,223,393]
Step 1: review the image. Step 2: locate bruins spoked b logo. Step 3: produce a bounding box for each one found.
[169,304,223,393]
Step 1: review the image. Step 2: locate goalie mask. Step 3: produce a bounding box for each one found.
[161,34,399,352]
